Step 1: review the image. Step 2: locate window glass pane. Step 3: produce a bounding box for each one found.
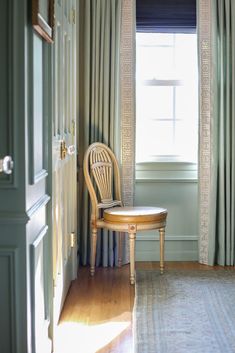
[174,121,198,162]
[175,86,198,119]
[137,86,173,120]
[137,46,174,80]
[136,120,174,162]
[136,32,198,163]
[175,34,198,81]
[137,33,174,47]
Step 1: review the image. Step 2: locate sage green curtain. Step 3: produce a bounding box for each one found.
[208,0,235,265]
[78,0,123,266]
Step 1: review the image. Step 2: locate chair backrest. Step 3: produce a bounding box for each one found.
[83,142,122,219]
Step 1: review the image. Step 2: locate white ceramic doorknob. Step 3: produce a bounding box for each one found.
[0,156,14,174]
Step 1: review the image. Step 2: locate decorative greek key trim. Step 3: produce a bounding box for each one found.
[120,0,136,208]
[120,0,136,262]
[198,0,212,264]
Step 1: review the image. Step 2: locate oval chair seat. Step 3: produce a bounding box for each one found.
[104,206,167,224]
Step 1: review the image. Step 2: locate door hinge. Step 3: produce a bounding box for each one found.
[70,232,76,248]
[71,8,76,24]
[60,140,67,160]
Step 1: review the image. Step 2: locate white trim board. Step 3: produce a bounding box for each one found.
[136,234,198,241]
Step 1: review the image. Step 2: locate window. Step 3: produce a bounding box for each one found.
[136,32,198,163]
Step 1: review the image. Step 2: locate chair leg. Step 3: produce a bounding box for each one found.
[129,230,136,285]
[90,227,97,276]
[118,232,124,267]
[159,227,165,274]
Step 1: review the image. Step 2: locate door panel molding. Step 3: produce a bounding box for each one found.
[0,212,29,224]
[30,226,51,353]
[26,194,50,220]
[28,34,49,186]
[0,0,54,352]
[0,0,20,190]
[0,247,19,353]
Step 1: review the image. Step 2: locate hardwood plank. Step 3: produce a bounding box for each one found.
[57,262,224,353]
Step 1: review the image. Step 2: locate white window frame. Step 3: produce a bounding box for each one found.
[135,32,198,180]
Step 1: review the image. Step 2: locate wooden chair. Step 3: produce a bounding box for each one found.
[83,142,168,284]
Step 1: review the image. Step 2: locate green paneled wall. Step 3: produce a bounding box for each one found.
[135,164,198,261]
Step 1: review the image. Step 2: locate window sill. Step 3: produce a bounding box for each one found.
[135,161,198,182]
[136,178,198,183]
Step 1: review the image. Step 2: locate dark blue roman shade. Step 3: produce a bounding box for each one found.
[136,0,196,33]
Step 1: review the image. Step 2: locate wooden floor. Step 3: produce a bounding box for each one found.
[56,262,219,353]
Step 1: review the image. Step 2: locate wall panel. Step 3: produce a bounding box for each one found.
[0,248,18,353]
[135,177,198,261]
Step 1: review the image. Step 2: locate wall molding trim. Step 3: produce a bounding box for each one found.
[32,225,48,248]
[26,194,50,219]
[34,169,48,184]
[136,178,198,184]
[136,234,198,241]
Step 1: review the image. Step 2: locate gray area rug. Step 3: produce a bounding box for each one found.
[134,269,235,353]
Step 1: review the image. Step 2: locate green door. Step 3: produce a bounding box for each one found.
[0,1,78,352]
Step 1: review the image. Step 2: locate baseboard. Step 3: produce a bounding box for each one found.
[136,235,198,261]
[136,250,198,261]
[136,234,198,241]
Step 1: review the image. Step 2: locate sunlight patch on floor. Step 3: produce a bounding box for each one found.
[54,314,131,353]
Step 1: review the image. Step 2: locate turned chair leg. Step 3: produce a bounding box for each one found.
[129,226,136,285]
[159,227,165,274]
[90,227,97,276]
[118,232,124,267]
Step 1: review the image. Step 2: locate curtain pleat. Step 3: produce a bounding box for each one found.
[78,0,126,267]
[199,0,235,266]
[210,0,235,265]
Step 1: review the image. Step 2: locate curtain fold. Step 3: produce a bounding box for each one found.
[78,0,136,267]
[79,0,122,267]
[198,0,235,266]
[208,0,235,265]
